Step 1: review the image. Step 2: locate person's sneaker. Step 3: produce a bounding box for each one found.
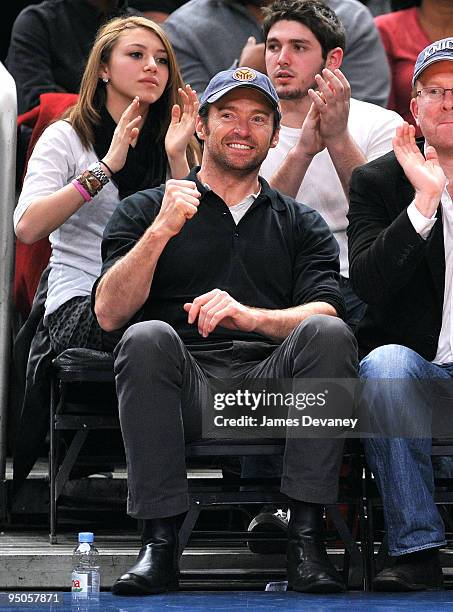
[247,508,288,554]
[373,548,444,592]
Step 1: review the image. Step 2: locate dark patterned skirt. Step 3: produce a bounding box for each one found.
[47,296,104,355]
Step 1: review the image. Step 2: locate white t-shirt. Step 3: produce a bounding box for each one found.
[228,191,260,224]
[260,98,403,276]
[14,120,121,320]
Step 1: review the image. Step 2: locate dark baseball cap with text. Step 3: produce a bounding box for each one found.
[413,38,453,85]
[199,67,281,123]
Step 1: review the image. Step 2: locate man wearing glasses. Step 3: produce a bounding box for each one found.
[347,38,453,592]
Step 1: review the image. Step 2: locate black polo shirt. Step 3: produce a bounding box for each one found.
[95,167,345,345]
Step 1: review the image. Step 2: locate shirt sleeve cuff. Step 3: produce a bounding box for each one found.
[406,201,437,240]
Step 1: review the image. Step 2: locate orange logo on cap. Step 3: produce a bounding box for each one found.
[233,68,257,82]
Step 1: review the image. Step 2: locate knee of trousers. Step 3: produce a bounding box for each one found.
[359,344,424,380]
[358,345,432,426]
[291,314,357,357]
[114,320,183,369]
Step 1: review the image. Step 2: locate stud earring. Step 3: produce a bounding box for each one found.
[102,77,109,83]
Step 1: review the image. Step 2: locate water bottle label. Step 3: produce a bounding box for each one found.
[71,572,88,599]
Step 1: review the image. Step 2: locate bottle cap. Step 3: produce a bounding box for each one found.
[78,532,94,543]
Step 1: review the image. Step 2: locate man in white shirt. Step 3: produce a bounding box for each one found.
[347,37,453,591]
[260,0,403,329]
[247,0,402,550]
[242,0,403,552]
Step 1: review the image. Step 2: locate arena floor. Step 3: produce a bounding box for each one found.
[1,590,453,611]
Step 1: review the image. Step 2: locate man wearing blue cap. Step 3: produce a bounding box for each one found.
[347,38,453,591]
[260,0,403,330]
[93,67,358,595]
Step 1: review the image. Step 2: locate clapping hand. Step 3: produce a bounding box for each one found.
[102,96,142,174]
[393,122,446,217]
[238,37,266,75]
[297,98,325,159]
[308,68,351,143]
[165,84,199,160]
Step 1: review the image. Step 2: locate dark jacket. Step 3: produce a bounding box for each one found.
[11,268,54,491]
[6,0,138,114]
[347,141,444,360]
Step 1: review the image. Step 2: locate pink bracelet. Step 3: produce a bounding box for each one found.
[71,178,92,202]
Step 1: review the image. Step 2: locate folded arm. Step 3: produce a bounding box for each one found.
[184,289,336,342]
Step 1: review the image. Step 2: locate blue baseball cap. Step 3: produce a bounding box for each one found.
[199,67,281,123]
[412,37,453,85]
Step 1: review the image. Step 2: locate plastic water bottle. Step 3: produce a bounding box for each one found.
[71,532,100,605]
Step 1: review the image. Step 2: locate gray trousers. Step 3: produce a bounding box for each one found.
[113,315,358,519]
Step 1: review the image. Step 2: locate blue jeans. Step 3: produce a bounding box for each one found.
[360,344,449,556]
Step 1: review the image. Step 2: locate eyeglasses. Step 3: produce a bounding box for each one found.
[416,87,453,102]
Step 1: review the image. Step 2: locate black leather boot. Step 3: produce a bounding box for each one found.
[112,516,180,595]
[287,502,346,593]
